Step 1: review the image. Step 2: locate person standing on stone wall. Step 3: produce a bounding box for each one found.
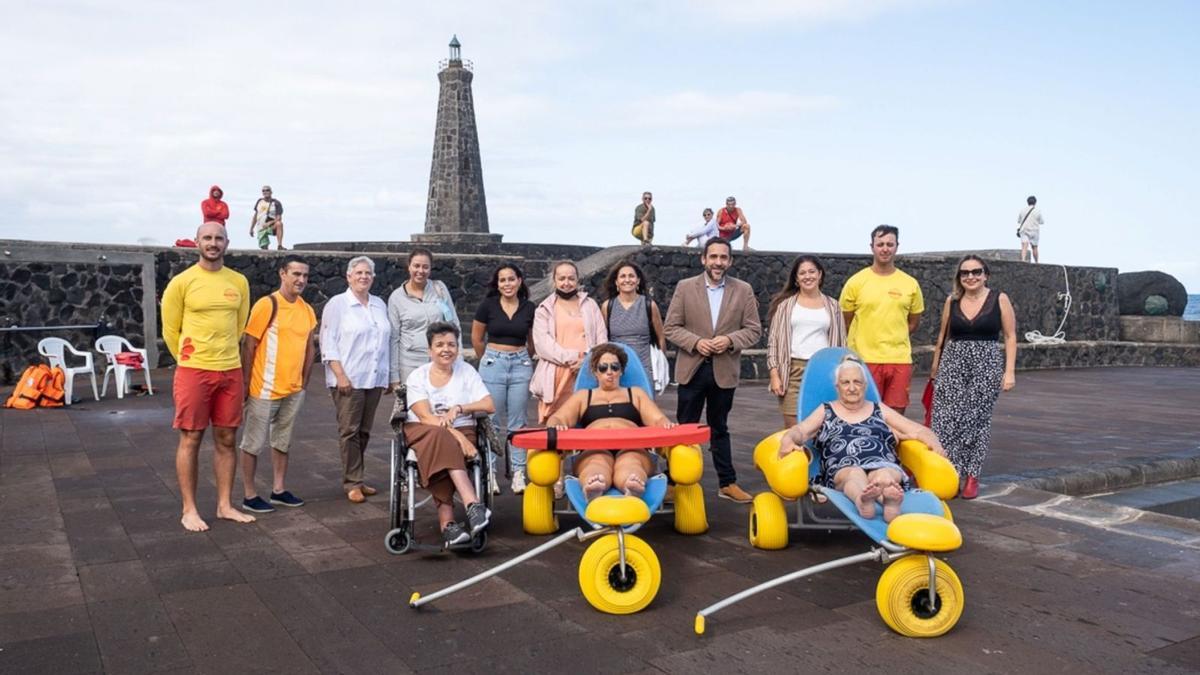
[250,185,286,251]
[632,191,655,246]
[716,196,752,251]
[238,255,317,514]
[388,248,461,388]
[161,221,256,532]
[664,238,762,503]
[839,225,924,415]
[1017,195,1043,263]
[201,185,229,225]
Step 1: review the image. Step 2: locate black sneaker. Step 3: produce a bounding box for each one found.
[242,496,275,513]
[269,491,305,508]
[466,502,491,535]
[442,522,469,546]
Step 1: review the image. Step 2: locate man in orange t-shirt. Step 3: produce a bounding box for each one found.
[238,255,317,513]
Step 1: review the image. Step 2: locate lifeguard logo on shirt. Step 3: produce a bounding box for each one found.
[180,337,195,361]
[888,289,903,298]
[223,288,240,303]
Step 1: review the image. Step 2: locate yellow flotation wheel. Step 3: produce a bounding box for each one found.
[522,484,558,535]
[748,492,789,550]
[876,555,964,637]
[672,483,709,535]
[578,533,661,614]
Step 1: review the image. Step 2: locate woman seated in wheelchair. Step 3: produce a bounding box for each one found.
[778,355,946,522]
[403,322,496,546]
[545,343,674,501]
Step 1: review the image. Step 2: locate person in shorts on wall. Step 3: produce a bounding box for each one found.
[839,224,925,415]
[1017,195,1043,263]
[238,255,318,513]
[251,185,286,250]
[632,191,656,245]
[161,221,256,532]
[716,196,752,251]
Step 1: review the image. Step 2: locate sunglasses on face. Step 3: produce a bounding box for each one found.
[958,268,986,278]
[596,363,622,374]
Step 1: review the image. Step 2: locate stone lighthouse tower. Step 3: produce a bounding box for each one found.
[415,35,498,243]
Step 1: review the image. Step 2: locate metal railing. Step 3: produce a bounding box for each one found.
[437,58,473,71]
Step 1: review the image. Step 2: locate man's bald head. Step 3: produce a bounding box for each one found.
[197,221,227,240]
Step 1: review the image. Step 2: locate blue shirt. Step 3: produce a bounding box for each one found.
[705,276,726,332]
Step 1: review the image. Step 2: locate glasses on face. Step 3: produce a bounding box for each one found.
[596,363,622,374]
[958,268,986,278]
[643,197,652,202]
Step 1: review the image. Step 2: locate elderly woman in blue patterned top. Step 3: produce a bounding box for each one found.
[777,356,946,522]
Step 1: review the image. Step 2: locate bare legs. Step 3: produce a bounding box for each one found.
[435,469,480,530]
[575,451,653,500]
[241,448,290,499]
[833,466,906,522]
[177,426,255,532]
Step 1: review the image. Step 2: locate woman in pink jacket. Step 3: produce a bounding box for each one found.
[530,261,607,424]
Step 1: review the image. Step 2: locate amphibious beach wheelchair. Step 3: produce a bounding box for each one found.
[384,387,498,555]
[410,343,710,614]
[695,347,964,637]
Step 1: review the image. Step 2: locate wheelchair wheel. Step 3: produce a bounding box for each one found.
[384,527,411,555]
[876,556,964,637]
[749,492,789,550]
[578,533,661,615]
[672,483,708,535]
[523,484,558,535]
[468,530,488,554]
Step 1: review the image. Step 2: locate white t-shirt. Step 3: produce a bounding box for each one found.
[790,304,831,360]
[405,360,490,428]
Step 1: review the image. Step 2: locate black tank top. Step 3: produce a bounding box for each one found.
[948,291,1002,341]
[578,388,643,427]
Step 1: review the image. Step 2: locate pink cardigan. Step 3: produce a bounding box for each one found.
[530,292,607,402]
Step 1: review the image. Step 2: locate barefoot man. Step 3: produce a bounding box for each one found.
[161,221,256,531]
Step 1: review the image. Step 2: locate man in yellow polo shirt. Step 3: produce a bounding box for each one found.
[238,255,317,513]
[840,225,925,414]
[161,221,255,532]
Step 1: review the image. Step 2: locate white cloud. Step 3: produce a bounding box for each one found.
[685,0,954,25]
[612,90,842,129]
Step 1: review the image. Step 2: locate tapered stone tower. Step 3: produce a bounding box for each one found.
[414,36,499,244]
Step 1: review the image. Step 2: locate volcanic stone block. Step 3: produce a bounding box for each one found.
[1118,270,1187,316]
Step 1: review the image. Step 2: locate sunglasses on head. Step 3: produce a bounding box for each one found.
[596,362,622,374]
[958,268,986,278]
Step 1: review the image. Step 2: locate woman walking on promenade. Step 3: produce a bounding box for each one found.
[531,261,607,424]
[321,256,392,503]
[388,248,461,388]
[767,255,847,428]
[600,260,666,397]
[471,264,537,494]
[929,255,1017,499]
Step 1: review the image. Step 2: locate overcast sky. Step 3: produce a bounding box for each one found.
[2,0,1196,291]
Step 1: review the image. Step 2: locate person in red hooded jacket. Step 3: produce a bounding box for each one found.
[201,185,230,225]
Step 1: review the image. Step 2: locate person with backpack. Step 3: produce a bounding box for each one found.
[599,259,666,398]
[238,255,318,513]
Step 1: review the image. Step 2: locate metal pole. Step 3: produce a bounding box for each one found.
[926,554,938,611]
[617,528,627,582]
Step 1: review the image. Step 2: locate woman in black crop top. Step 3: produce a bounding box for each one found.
[545,343,675,501]
[929,255,1017,499]
[471,264,538,495]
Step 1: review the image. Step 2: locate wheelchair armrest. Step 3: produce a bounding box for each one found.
[753,431,809,499]
[897,439,958,500]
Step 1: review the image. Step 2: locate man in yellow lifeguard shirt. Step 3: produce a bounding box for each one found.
[161,221,255,532]
[238,255,317,514]
[840,224,925,414]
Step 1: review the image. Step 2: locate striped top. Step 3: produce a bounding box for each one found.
[245,292,317,400]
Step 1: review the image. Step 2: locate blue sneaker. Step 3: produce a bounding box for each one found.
[269,491,305,508]
[242,496,275,513]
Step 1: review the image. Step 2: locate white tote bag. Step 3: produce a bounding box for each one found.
[650,346,670,394]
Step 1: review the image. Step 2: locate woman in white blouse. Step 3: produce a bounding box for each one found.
[766,255,847,428]
[320,256,392,503]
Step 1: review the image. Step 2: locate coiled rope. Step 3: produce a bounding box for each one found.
[1024,264,1071,344]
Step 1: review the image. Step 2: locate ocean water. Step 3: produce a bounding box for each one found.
[1187,295,1200,321]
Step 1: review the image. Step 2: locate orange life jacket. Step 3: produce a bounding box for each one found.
[4,364,66,409]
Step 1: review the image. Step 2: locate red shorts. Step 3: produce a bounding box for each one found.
[173,367,244,430]
[867,363,913,410]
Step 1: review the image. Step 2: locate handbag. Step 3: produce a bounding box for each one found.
[1017,205,1035,237]
[650,346,670,395]
[926,297,952,426]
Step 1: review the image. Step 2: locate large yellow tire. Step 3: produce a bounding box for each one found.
[578,534,661,614]
[672,483,708,535]
[748,492,789,550]
[876,556,964,638]
[522,484,558,535]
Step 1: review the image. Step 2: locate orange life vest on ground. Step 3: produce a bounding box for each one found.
[4,364,66,409]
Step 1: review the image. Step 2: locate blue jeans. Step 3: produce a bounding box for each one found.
[479,348,534,472]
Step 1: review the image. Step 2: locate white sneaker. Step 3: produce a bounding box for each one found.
[511,469,527,495]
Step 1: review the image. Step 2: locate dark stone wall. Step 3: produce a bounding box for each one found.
[0,260,144,383]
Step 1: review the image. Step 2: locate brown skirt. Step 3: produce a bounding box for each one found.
[403,423,477,505]
[778,358,808,418]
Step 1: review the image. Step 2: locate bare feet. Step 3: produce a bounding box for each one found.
[856,483,881,519]
[181,511,209,532]
[584,474,608,500]
[216,505,257,524]
[624,475,646,498]
[882,484,904,523]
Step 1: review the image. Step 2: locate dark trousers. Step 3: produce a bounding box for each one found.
[331,387,383,492]
[676,360,737,487]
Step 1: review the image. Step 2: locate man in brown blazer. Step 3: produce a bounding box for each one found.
[664,238,762,503]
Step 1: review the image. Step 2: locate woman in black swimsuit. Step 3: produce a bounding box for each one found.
[545,343,675,500]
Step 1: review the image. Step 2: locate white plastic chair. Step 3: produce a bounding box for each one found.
[37,337,99,405]
[95,335,154,399]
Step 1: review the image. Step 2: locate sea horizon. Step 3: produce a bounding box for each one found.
[1187,294,1199,321]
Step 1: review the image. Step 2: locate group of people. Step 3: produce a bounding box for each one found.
[200,185,286,251]
[163,217,1018,535]
[632,192,752,252]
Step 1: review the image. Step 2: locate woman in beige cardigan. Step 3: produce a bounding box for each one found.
[767,255,847,428]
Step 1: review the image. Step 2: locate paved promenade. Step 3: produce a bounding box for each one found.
[2,367,1199,673]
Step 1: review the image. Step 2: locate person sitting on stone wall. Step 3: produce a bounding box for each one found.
[632,191,655,246]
